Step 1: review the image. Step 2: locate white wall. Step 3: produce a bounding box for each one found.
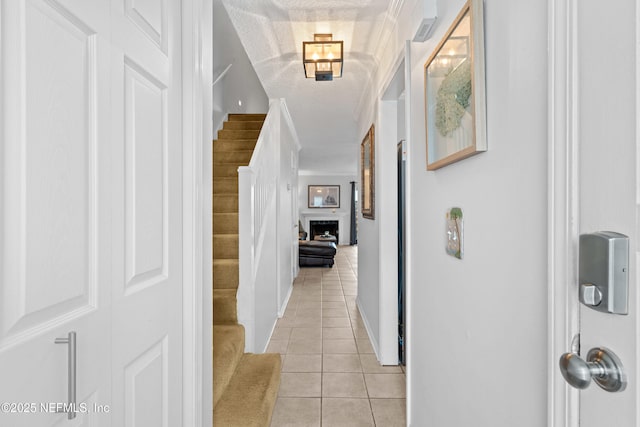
[253,199,278,352]
[357,61,407,365]
[357,214,380,348]
[238,100,301,353]
[213,0,269,132]
[356,0,549,425]
[298,174,357,246]
[355,113,381,352]
[278,109,301,315]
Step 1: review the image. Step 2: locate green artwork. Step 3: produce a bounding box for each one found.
[435,60,472,137]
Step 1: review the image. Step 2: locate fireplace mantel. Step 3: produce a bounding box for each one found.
[299,210,349,245]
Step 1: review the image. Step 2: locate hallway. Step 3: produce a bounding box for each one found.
[267,246,406,426]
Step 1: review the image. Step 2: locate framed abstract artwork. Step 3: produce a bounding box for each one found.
[424,0,486,170]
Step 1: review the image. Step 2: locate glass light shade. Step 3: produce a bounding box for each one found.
[302,35,343,79]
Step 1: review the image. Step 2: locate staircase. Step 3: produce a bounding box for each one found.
[213,114,281,426]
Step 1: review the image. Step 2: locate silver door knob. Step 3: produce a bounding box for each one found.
[559,347,626,392]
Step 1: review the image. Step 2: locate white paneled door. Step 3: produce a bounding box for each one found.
[110,0,183,425]
[0,0,184,425]
[550,0,638,426]
[575,0,637,425]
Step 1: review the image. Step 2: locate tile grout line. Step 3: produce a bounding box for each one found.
[345,260,377,427]
[271,247,403,426]
[320,271,324,427]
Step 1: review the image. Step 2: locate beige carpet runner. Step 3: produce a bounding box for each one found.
[213,114,281,426]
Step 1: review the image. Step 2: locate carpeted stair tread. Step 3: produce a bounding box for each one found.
[222,121,264,130]
[214,139,257,151]
[213,150,254,164]
[214,164,242,178]
[228,113,267,121]
[213,234,238,259]
[213,213,238,234]
[213,177,238,194]
[213,353,281,427]
[213,194,238,213]
[213,324,245,408]
[214,159,250,168]
[213,114,278,426]
[213,289,238,325]
[213,259,239,289]
[217,129,261,140]
[213,178,238,195]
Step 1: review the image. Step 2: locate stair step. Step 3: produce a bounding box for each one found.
[213,324,245,408]
[214,178,238,195]
[213,288,238,325]
[214,159,250,168]
[213,234,238,259]
[214,213,238,234]
[213,194,238,213]
[213,259,239,289]
[214,139,258,152]
[213,353,281,427]
[223,121,264,130]
[214,162,249,171]
[217,129,261,140]
[213,164,240,178]
[228,113,267,121]
[211,113,277,427]
[213,150,254,164]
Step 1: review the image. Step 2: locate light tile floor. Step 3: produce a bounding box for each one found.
[268,245,406,427]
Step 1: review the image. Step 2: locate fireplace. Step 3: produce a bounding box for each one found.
[309,220,339,242]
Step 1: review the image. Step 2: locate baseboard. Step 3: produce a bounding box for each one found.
[356,297,381,361]
[260,283,293,354]
[260,316,278,354]
[278,283,293,317]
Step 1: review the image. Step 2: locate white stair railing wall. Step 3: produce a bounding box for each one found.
[238,99,301,353]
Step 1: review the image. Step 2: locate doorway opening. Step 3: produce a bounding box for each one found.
[397,139,406,365]
[379,57,406,366]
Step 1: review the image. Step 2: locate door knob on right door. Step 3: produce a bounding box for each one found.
[559,347,627,392]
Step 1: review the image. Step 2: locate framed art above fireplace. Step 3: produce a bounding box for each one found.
[308,185,340,208]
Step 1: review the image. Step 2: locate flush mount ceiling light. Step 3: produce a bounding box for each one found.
[303,34,343,81]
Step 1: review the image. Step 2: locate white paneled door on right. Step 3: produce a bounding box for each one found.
[552,0,638,426]
[0,0,184,426]
[575,0,637,426]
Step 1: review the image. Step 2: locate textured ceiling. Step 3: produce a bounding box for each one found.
[222,0,396,174]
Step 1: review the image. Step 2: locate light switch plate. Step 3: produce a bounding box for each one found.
[446,207,463,259]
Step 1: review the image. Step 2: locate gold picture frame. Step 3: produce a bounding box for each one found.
[424,0,486,170]
[360,124,375,219]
